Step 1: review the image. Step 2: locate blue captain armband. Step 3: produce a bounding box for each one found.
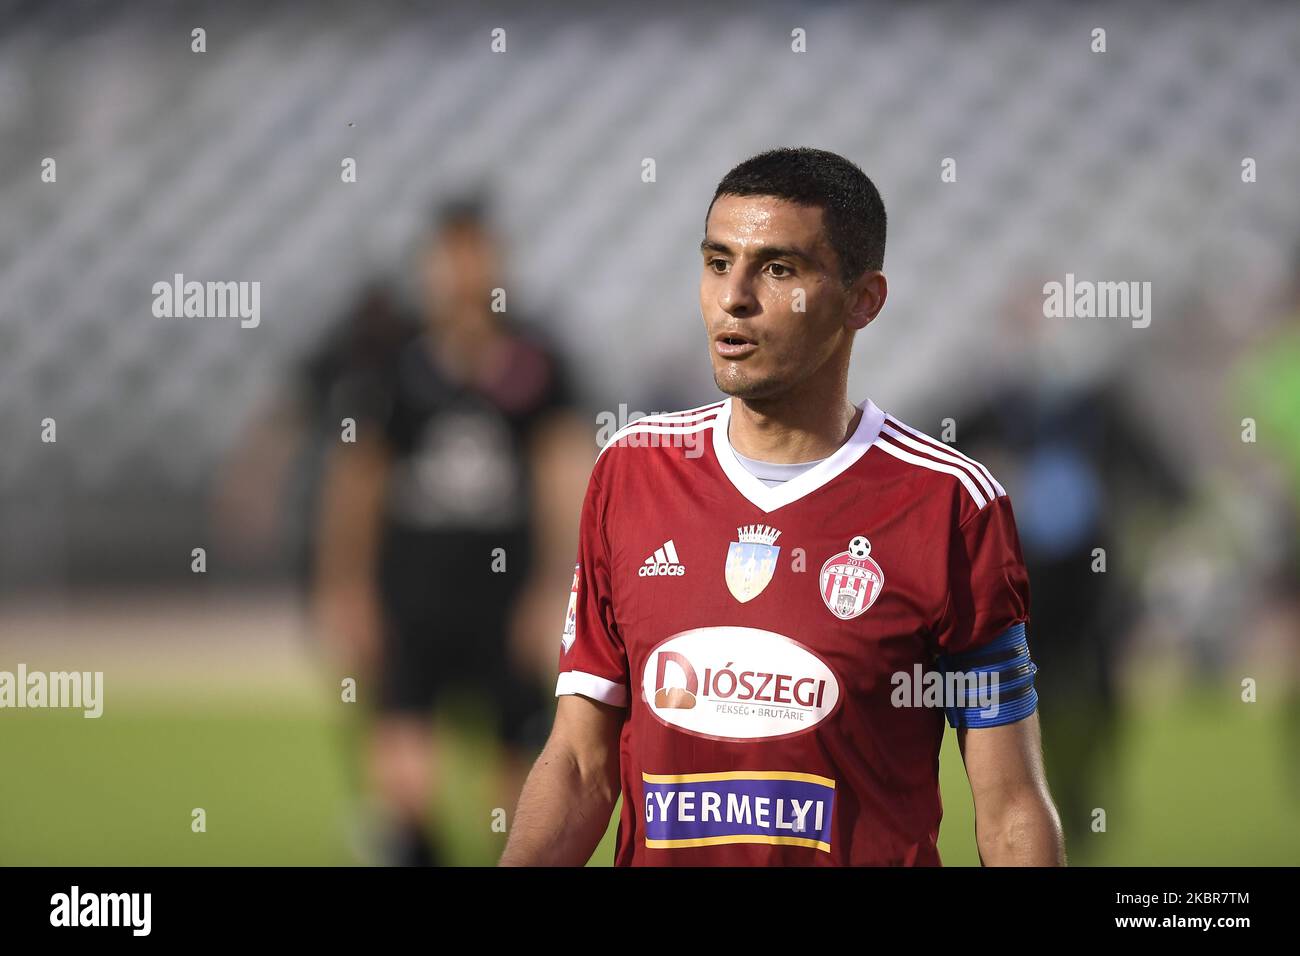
[937,623,1038,729]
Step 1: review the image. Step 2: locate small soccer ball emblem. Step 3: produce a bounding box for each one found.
[848,536,871,559]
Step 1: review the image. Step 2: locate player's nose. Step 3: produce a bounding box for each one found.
[719,272,759,317]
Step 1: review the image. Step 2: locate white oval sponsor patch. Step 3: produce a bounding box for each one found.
[641,626,841,741]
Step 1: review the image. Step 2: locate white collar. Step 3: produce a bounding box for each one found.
[711,396,886,513]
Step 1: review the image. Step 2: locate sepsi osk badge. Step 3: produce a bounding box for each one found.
[819,536,884,620]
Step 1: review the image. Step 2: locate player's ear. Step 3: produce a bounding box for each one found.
[845,270,887,332]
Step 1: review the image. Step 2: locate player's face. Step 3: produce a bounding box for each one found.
[699,195,857,401]
[421,224,501,327]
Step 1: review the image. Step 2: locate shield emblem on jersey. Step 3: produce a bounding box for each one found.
[724,525,782,603]
[819,543,885,620]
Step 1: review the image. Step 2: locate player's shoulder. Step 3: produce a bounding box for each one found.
[592,399,727,473]
[869,409,1008,519]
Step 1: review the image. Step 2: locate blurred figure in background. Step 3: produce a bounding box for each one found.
[212,283,415,588]
[952,281,1192,857]
[313,195,592,865]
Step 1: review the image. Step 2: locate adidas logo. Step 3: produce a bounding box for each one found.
[640,540,686,577]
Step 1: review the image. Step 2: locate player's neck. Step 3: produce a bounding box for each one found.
[727,388,861,465]
[425,313,506,382]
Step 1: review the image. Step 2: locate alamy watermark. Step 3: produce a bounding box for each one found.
[152,273,260,328]
[890,663,1000,718]
[50,886,150,936]
[1043,272,1151,328]
[0,664,103,718]
[595,404,707,459]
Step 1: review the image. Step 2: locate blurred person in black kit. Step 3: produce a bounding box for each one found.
[211,282,413,589]
[950,282,1191,858]
[313,196,593,866]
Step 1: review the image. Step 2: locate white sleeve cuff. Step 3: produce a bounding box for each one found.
[555,670,629,707]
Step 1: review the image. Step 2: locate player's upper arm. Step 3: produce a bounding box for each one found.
[933,487,1038,729]
[314,426,391,583]
[549,693,624,800]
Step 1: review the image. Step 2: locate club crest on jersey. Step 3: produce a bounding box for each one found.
[724,524,781,603]
[819,536,884,620]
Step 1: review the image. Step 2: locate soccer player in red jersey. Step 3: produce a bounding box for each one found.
[502,147,1065,866]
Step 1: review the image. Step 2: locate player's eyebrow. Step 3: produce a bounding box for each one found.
[699,238,816,265]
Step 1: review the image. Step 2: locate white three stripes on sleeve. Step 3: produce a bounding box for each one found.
[885,417,1005,495]
[596,402,726,462]
[872,417,1006,510]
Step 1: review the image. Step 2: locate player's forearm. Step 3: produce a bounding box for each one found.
[975,789,1066,866]
[499,739,617,866]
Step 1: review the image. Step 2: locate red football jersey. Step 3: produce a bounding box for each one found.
[555,397,1034,866]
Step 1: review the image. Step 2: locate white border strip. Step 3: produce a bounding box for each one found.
[555,670,629,707]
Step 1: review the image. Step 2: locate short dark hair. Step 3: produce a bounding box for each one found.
[707,147,886,283]
[432,190,492,234]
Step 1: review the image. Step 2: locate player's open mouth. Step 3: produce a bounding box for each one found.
[714,333,757,359]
